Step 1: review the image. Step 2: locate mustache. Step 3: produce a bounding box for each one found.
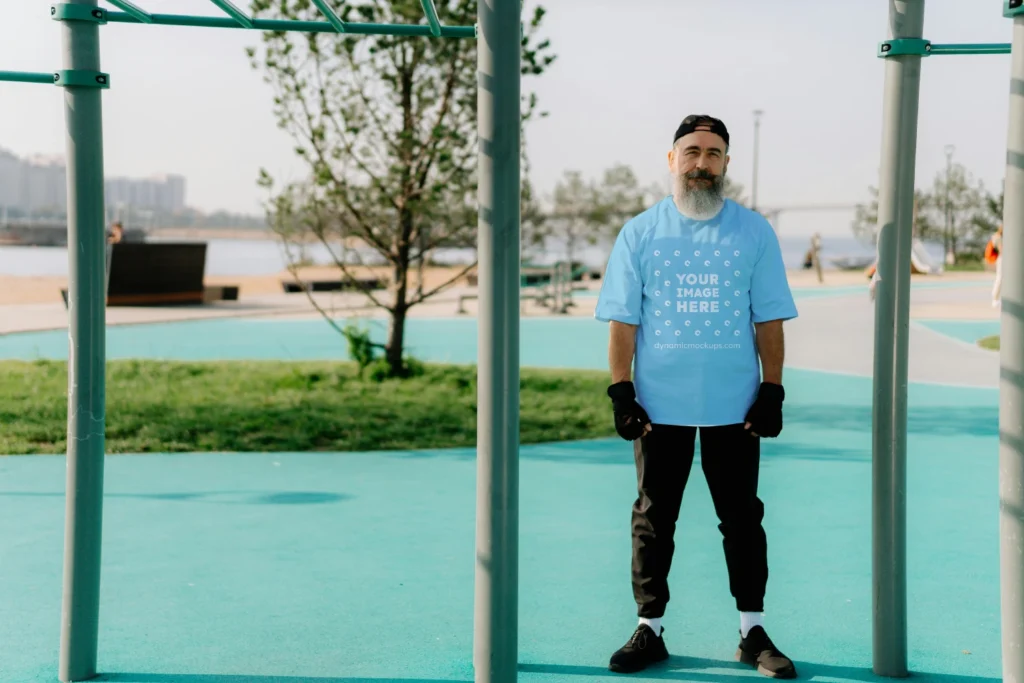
[685,169,718,181]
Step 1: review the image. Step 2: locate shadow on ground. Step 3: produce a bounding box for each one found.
[785,404,996,438]
[0,490,350,505]
[92,657,1003,683]
[96,676,460,683]
[521,657,1001,683]
[387,401,996,468]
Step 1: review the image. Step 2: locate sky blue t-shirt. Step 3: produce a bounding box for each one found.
[594,197,798,427]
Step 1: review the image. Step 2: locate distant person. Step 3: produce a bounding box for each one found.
[107,221,123,245]
[802,233,821,271]
[594,114,799,679]
[991,224,1003,308]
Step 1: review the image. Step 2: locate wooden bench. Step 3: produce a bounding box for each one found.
[60,242,241,308]
[281,278,386,293]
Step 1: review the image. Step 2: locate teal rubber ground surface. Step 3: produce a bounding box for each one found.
[916,319,1000,345]
[0,317,619,364]
[573,280,974,300]
[0,286,1005,682]
[0,310,996,366]
[0,366,1001,682]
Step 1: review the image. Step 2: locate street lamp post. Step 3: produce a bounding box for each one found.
[944,144,955,264]
[752,109,764,211]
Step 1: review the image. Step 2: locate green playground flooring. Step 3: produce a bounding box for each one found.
[0,301,1003,682]
[0,316,612,364]
[0,354,1002,682]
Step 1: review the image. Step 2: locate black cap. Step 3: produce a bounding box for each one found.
[673,114,729,147]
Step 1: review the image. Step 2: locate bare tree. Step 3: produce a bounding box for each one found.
[249,0,555,376]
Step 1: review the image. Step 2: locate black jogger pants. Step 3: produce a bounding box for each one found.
[631,423,767,617]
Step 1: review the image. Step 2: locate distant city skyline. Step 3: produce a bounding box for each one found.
[0,146,188,216]
[1,0,1018,239]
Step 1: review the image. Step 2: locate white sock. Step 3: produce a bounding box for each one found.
[639,617,662,636]
[740,612,763,638]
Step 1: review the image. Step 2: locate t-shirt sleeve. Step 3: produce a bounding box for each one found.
[595,225,643,325]
[749,220,799,323]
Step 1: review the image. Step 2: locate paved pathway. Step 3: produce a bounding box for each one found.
[785,282,999,388]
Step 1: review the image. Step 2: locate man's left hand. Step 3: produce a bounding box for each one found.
[744,382,785,438]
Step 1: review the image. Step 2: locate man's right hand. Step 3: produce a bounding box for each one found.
[607,381,652,441]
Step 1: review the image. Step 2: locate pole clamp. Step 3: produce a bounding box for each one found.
[1006,0,1024,17]
[471,23,524,40]
[878,38,932,58]
[54,70,111,89]
[51,4,108,23]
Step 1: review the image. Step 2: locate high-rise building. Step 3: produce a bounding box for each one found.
[0,149,22,209]
[104,173,187,212]
[22,155,66,212]
[0,147,186,215]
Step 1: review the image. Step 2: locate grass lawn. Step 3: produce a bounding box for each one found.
[0,360,616,455]
[979,334,1000,350]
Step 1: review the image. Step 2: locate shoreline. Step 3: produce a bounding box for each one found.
[0,265,993,305]
[0,267,997,336]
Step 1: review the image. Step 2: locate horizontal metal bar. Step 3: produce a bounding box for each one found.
[420,0,442,37]
[208,0,253,29]
[0,70,55,85]
[104,11,475,37]
[311,0,347,34]
[105,0,153,24]
[928,42,1012,55]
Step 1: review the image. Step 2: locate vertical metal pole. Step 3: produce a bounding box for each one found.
[871,0,924,676]
[58,1,108,681]
[1000,10,1024,683]
[751,109,763,211]
[474,1,521,682]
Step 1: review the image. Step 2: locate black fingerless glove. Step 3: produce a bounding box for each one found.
[744,382,785,438]
[607,381,651,441]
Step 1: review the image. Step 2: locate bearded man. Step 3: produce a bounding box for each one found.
[594,115,800,678]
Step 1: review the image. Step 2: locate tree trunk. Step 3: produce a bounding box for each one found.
[951,217,958,261]
[386,54,415,378]
[387,234,412,376]
[566,226,577,271]
[416,226,427,299]
[386,296,407,376]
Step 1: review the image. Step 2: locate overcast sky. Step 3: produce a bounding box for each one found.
[0,0,1017,237]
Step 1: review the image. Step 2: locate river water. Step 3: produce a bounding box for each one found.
[0,234,911,278]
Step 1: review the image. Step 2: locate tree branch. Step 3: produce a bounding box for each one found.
[408,260,478,306]
[266,47,391,258]
[282,258,355,337]
[309,226,394,313]
[345,51,405,163]
[314,48,402,213]
[412,47,461,189]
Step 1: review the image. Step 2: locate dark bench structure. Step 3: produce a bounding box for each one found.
[61,242,238,307]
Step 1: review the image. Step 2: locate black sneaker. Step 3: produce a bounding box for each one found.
[735,625,797,679]
[609,624,669,673]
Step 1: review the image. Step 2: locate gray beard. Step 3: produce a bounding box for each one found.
[672,174,725,220]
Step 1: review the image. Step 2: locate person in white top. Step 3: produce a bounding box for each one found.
[992,224,1003,309]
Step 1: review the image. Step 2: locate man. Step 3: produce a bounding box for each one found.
[594,115,799,678]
